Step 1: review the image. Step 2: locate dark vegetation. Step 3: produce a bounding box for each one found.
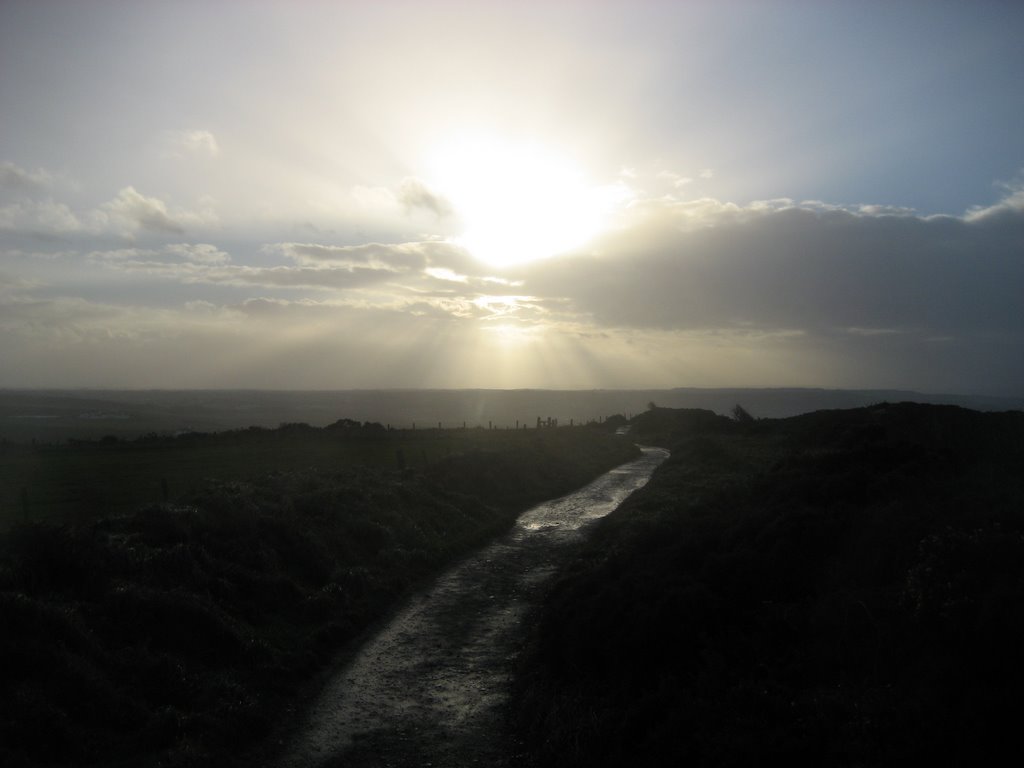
[1,419,629,529]
[0,422,638,767]
[514,403,1024,766]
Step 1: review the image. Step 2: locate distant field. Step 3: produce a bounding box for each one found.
[5,387,1018,530]
[0,389,634,444]
[1,423,600,530]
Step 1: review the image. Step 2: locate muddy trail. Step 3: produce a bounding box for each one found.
[275,446,668,768]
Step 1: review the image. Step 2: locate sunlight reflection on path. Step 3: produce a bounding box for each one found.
[277,446,668,768]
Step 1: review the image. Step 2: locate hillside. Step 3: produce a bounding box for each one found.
[514,403,1024,766]
[3,389,1021,446]
[0,425,638,767]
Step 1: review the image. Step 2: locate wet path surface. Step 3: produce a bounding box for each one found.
[277,446,669,768]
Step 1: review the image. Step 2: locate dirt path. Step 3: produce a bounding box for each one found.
[276,446,669,768]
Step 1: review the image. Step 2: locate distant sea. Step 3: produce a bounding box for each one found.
[1,388,1022,443]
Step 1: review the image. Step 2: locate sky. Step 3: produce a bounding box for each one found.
[1,0,1022,395]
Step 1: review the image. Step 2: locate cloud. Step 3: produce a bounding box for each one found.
[0,198,84,234]
[657,170,693,189]
[269,239,477,273]
[272,241,430,271]
[0,293,167,345]
[0,163,81,236]
[92,187,219,237]
[88,243,404,291]
[423,267,468,283]
[162,129,220,158]
[1,182,218,239]
[530,196,1024,337]
[224,265,399,290]
[84,237,531,310]
[0,271,42,300]
[0,162,53,196]
[397,177,453,218]
[0,286,569,390]
[6,164,1022,393]
[964,179,1024,223]
[87,247,159,262]
[100,186,187,234]
[514,189,1024,393]
[165,242,230,265]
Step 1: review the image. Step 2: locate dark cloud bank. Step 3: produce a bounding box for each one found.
[522,196,1024,394]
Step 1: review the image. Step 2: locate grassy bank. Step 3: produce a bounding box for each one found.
[0,424,638,767]
[514,404,1024,766]
[1,420,633,530]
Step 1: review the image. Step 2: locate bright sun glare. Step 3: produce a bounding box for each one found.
[427,137,625,268]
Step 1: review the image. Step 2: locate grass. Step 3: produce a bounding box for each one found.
[0,422,638,767]
[513,403,1024,766]
[1,421,617,530]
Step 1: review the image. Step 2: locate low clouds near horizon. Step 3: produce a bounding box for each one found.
[2,166,1022,394]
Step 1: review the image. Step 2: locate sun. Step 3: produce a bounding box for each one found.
[426,136,622,268]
